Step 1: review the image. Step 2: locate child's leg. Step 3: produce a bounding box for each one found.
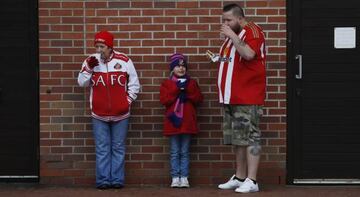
[179,134,192,178]
[169,135,181,178]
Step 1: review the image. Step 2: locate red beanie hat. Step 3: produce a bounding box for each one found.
[94,31,114,48]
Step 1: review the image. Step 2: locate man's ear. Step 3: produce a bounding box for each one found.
[238,16,244,23]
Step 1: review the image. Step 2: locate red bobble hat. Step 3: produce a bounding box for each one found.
[94,31,114,48]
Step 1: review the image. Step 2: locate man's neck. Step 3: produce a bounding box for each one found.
[240,20,248,28]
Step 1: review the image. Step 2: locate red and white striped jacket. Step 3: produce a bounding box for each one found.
[78,50,140,122]
[217,22,266,105]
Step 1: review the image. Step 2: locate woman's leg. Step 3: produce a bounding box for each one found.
[92,118,111,187]
[110,118,129,186]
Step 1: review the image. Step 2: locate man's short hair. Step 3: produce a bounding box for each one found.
[223,3,245,18]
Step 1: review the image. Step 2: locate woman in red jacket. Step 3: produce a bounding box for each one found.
[160,53,203,188]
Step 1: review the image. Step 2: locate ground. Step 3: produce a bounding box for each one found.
[1,184,360,197]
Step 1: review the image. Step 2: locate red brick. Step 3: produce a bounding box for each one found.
[142,25,163,31]
[269,32,286,38]
[131,17,152,24]
[165,10,186,16]
[119,10,140,16]
[155,2,176,8]
[164,40,186,46]
[269,1,286,7]
[130,48,152,54]
[39,2,60,8]
[50,10,72,16]
[246,1,268,7]
[120,40,141,47]
[62,2,83,8]
[40,169,64,177]
[142,10,163,16]
[131,154,152,160]
[199,17,220,23]
[96,24,118,31]
[86,18,107,24]
[62,17,83,24]
[96,10,118,17]
[131,1,153,8]
[257,9,279,15]
[130,32,152,39]
[177,1,198,8]
[268,16,286,23]
[108,2,130,8]
[199,154,221,160]
[188,9,209,16]
[176,32,198,38]
[40,139,61,146]
[188,24,210,31]
[142,162,164,169]
[154,32,175,39]
[154,17,175,23]
[85,2,107,8]
[176,17,198,23]
[142,146,164,153]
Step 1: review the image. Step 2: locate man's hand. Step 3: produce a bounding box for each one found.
[206,50,220,62]
[86,56,99,69]
[220,24,238,40]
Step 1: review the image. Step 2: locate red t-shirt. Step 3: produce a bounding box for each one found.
[217,22,266,105]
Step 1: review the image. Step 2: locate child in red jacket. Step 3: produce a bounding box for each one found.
[160,53,203,188]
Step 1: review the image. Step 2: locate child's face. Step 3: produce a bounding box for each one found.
[173,65,187,77]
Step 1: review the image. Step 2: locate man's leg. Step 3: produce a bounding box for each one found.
[246,145,261,180]
[234,105,262,193]
[235,146,247,179]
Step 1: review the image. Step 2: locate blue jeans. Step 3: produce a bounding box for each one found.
[92,118,129,187]
[169,134,191,178]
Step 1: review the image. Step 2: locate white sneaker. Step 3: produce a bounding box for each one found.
[171,177,180,188]
[235,178,259,193]
[218,175,243,189]
[180,177,190,188]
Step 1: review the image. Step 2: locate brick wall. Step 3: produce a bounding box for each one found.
[39,0,286,186]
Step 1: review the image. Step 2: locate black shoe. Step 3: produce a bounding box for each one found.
[112,184,124,189]
[97,184,110,190]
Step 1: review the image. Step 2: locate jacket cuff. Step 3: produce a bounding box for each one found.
[84,64,94,73]
[127,96,134,104]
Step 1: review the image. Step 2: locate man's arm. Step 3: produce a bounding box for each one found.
[220,25,256,61]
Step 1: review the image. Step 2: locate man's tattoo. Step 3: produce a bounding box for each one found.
[249,145,261,156]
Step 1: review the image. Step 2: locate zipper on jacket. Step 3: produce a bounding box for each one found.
[105,62,112,113]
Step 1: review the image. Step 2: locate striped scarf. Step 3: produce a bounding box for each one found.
[167,74,189,128]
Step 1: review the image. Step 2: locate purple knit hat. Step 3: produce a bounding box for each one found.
[169,53,187,71]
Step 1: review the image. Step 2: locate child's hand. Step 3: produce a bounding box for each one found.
[176,79,188,90]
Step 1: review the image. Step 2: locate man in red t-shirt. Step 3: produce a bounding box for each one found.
[214,4,266,193]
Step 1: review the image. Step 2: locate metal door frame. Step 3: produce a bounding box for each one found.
[286,0,360,185]
[0,0,39,182]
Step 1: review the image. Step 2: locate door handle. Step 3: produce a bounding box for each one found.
[295,54,302,79]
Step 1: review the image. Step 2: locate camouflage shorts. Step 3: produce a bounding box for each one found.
[223,105,263,146]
